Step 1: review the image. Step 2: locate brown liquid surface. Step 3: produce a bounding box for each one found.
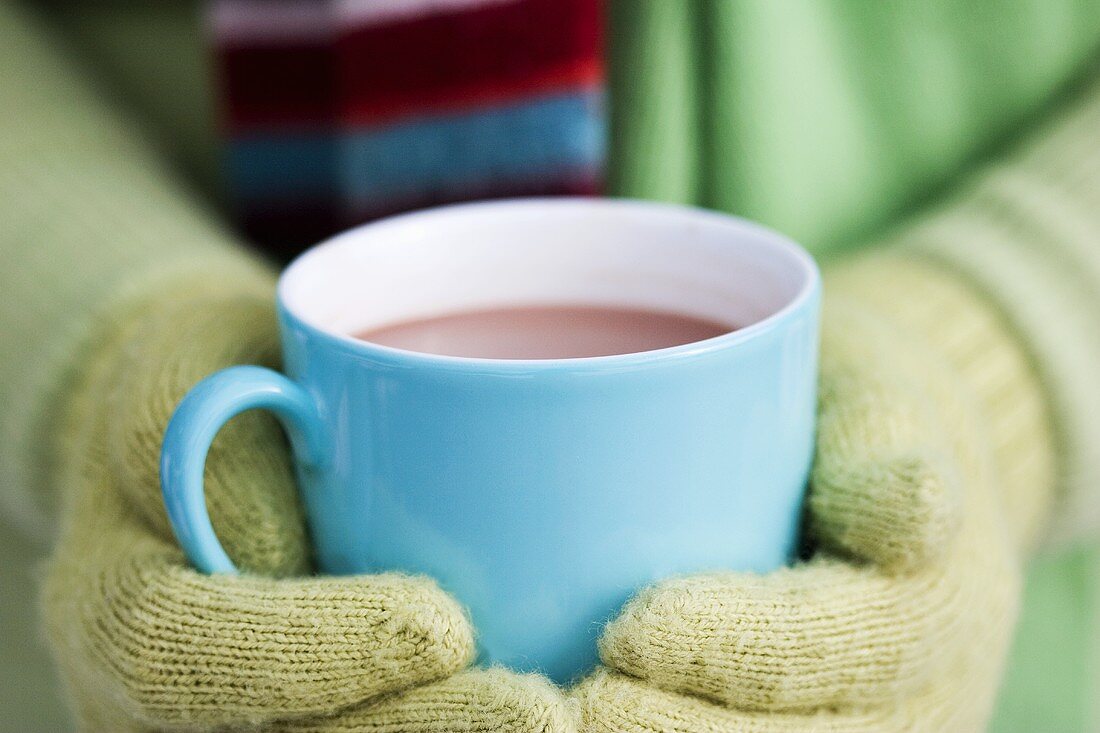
[354,305,734,359]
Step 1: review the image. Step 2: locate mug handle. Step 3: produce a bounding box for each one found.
[160,365,327,574]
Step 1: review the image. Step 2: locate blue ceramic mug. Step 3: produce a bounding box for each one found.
[160,198,821,684]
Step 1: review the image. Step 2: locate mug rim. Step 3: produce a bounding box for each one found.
[277,197,821,373]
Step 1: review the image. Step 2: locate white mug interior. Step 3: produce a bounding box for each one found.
[279,198,818,357]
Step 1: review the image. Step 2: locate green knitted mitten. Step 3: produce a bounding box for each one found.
[577,63,1100,732]
[575,251,1055,731]
[42,282,573,733]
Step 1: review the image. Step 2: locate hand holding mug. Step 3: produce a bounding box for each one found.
[161,199,820,683]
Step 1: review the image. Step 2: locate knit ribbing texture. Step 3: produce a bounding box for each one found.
[903,75,1100,548]
[0,2,268,541]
